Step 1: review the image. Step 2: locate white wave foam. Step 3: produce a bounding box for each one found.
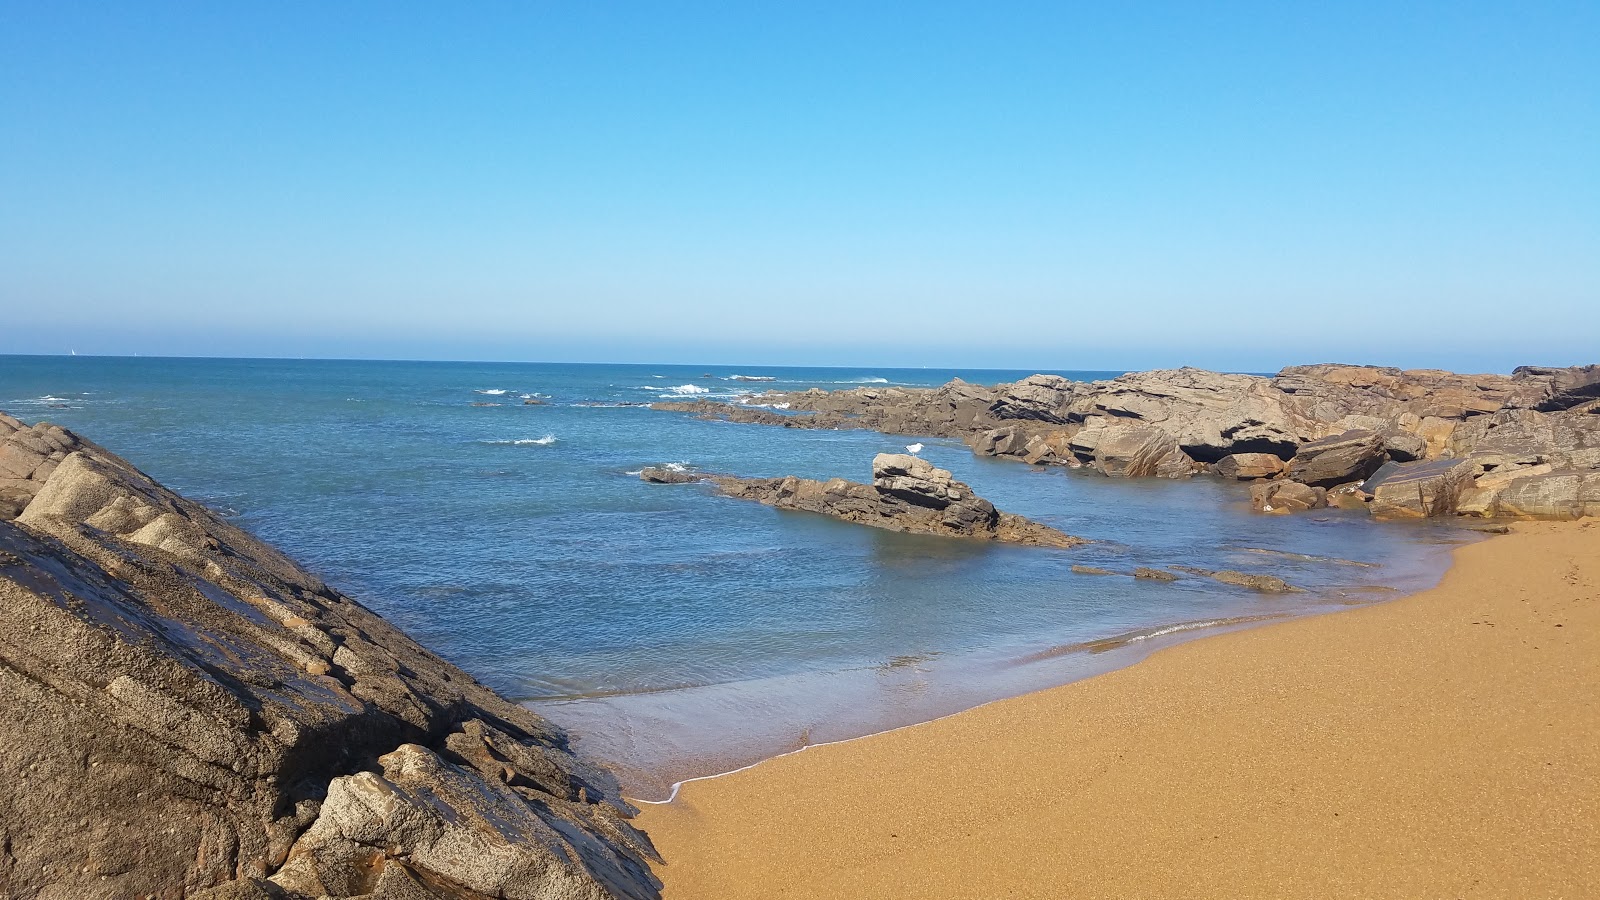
[480,434,558,446]
[726,374,777,382]
[667,384,710,395]
[476,389,509,395]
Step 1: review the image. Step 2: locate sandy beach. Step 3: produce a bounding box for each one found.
[638,521,1600,898]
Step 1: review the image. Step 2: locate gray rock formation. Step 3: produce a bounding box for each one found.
[702,454,1084,548]
[0,414,660,899]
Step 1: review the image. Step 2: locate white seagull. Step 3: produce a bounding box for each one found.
[905,442,924,455]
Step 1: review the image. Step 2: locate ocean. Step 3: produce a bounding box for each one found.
[0,355,1474,799]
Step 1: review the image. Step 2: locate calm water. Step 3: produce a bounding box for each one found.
[0,356,1474,798]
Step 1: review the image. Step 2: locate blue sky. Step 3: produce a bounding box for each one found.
[2,2,1595,371]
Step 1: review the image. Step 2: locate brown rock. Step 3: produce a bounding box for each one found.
[1133,567,1179,581]
[1251,480,1327,514]
[1284,430,1388,488]
[1214,453,1286,480]
[1488,471,1600,520]
[1363,459,1479,519]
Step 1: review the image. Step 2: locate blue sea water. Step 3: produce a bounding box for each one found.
[0,356,1475,798]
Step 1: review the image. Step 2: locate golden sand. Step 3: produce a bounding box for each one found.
[637,521,1600,898]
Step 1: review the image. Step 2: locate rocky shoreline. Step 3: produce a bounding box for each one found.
[0,412,660,899]
[652,363,1600,521]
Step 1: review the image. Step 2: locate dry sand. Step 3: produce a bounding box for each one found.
[637,521,1600,898]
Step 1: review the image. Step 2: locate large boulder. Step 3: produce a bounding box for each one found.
[1250,480,1327,514]
[1362,459,1478,519]
[1284,430,1389,488]
[1088,426,1201,478]
[0,417,661,900]
[1214,453,1286,480]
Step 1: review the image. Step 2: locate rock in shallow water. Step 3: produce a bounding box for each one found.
[700,453,1085,548]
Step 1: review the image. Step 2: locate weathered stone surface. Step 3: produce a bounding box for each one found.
[705,454,1084,548]
[1071,565,1117,576]
[1487,471,1600,520]
[0,414,93,520]
[1132,567,1178,581]
[639,466,698,484]
[1274,364,1519,422]
[1251,480,1327,514]
[987,374,1079,424]
[1284,430,1388,488]
[1363,459,1478,519]
[0,417,660,899]
[1512,364,1600,412]
[1081,419,1196,477]
[1214,453,1286,480]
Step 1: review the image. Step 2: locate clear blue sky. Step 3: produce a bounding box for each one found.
[2,2,1596,371]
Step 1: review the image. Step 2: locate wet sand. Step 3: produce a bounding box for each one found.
[637,521,1600,898]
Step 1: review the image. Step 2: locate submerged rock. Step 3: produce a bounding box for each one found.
[1250,480,1327,514]
[1210,570,1302,593]
[639,466,699,484]
[705,454,1084,548]
[0,413,661,899]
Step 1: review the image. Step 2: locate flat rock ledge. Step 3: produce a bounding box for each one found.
[651,453,1083,548]
[0,412,660,900]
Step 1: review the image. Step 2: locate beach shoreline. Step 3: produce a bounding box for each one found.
[637,521,1600,898]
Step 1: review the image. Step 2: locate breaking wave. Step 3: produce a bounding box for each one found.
[480,434,558,446]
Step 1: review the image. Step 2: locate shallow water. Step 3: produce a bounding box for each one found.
[0,356,1475,798]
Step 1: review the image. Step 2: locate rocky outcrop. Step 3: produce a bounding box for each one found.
[0,415,660,899]
[703,454,1084,548]
[1513,364,1600,412]
[648,363,1600,520]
